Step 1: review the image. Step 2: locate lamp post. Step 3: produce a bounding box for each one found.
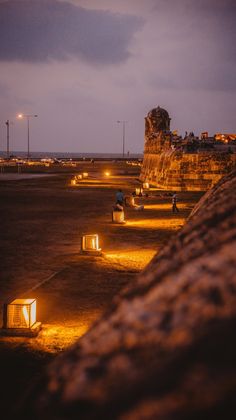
[5,120,10,159]
[117,120,128,158]
[17,114,38,159]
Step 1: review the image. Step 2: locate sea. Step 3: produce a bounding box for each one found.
[0,151,143,160]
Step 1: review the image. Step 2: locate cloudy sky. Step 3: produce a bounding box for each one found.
[0,0,235,155]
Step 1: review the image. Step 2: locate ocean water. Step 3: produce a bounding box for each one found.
[0,151,143,160]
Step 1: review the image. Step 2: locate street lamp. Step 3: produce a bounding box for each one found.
[5,120,10,159]
[4,120,14,159]
[117,120,128,158]
[17,114,38,159]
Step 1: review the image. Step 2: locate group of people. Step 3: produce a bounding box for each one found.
[113,189,144,211]
[113,189,179,213]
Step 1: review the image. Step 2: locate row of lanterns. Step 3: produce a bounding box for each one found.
[1,232,101,337]
[1,176,150,336]
[71,172,89,185]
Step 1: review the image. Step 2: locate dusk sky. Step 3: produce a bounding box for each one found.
[0,0,235,155]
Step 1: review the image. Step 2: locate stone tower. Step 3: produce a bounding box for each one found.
[145,106,171,137]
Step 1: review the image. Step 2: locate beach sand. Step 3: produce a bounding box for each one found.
[0,161,203,416]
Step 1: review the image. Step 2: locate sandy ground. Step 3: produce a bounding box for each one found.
[0,173,58,180]
[0,161,203,416]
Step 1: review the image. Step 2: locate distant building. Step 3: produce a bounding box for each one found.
[214,133,236,143]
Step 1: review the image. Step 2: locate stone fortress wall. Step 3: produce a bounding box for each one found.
[140,106,236,191]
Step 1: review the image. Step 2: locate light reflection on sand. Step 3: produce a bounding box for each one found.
[125,218,186,229]
[143,203,193,210]
[104,249,157,271]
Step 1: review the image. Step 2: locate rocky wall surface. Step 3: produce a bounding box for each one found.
[18,170,236,420]
[140,151,236,191]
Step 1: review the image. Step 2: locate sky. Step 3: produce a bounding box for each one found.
[0,0,235,155]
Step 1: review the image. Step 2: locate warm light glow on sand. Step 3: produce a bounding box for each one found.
[37,324,89,352]
[78,179,102,184]
[125,218,186,229]
[1,320,97,353]
[144,203,192,210]
[74,179,125,188]
[105,249,156,270]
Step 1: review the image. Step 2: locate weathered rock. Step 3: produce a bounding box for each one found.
[19,170,236,420]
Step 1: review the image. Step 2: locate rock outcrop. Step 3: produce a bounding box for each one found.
[18,170,236,419]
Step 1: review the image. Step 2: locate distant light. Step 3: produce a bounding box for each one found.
[104,171,110,176]
[17,113,23,119]
[143,182,149,190]
[82,172,88,178]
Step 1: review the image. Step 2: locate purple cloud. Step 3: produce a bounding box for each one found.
[0,0,143,64]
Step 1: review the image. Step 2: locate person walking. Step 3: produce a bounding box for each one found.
[172,191,179,213]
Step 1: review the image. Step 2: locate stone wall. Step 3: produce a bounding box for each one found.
[140,150,236,191]
[19,170,236,420]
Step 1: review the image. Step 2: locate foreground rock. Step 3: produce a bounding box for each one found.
[19,170,236,420]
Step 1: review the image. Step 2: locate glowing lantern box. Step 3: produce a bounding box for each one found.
[81,234,102,255]
[112,210,126,224]
[125,196,135,207]
[143,182,149,190]
[82,172,88,178]
[135,187,143,196]
[2,298,41,337]
[71,178,77,186]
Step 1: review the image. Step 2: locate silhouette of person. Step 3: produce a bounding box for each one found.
[172,192,179,213]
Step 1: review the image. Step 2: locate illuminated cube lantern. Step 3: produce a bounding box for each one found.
[125,196,135,207]
[143,182,149,190]
[71,178,77,186]
[112,210,126,224]
[2,298,41,337]
[81,234,102,255]
[82,172,88,178]
[77,174,83,180]
[135,187,143,196]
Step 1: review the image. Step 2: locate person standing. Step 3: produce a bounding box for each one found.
[172,191,179,213]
